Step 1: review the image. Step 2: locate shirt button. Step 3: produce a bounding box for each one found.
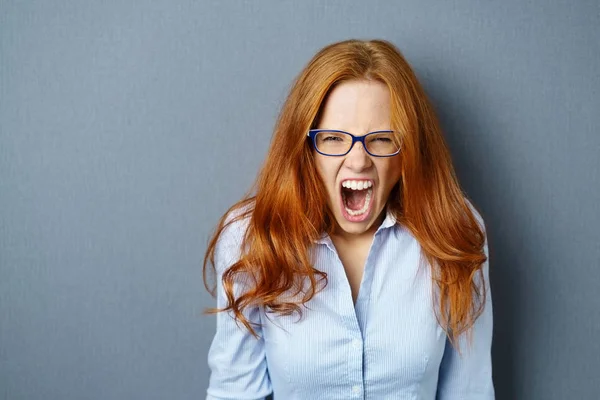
[352,385,361,394]
[352,339,361,349]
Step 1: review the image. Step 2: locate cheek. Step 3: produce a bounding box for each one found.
[376,158,402,190]
[314,156,338,187]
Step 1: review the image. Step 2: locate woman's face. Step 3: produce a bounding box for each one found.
[313,79,402,238]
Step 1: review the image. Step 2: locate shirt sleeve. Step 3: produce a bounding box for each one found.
[436,213,495,399]
[206,220,272,400]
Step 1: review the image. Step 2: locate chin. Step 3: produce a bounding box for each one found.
[332,204,384,237]
[336,220,372,235]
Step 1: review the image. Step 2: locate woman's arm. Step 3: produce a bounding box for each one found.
[436,212,495,399]
[206,221,272,400]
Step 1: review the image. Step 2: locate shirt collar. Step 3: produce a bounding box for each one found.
[314,209,397,245]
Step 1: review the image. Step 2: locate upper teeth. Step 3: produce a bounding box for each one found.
[342,180,373,190]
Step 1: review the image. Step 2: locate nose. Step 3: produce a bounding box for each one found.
[344,141,373,171]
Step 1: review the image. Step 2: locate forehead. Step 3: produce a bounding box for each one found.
[317,79,391,132]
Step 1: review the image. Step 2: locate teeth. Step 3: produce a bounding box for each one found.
[343,188,372,216]
[341,180,373,190]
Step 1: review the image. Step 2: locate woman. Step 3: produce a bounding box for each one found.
[203,39,494,399]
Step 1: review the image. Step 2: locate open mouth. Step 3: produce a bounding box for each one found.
[340,179,374,222]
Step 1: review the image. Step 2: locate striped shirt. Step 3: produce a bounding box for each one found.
[206,206,494,399]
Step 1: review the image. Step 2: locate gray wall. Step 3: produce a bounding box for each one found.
[1,1,598,399]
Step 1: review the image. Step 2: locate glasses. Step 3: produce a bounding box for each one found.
[307,129,402,157]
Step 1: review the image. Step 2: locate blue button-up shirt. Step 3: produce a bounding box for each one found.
[206,208,494,399]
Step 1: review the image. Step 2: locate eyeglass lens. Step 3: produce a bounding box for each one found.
[314,131,400,156]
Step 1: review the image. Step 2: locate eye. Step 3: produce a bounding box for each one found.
[322,135,343,142]
[372,137,392,142]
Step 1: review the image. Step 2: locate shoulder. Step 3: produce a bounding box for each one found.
[464,197,486,233]
[220,205,252,243]
[463,197,491,288]
[214,203,253,270]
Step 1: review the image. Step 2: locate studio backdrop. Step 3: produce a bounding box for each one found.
[1,1,598,399]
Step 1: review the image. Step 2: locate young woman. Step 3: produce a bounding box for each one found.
[203,39,494,399]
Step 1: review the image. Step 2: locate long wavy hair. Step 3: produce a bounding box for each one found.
[203,39,488,350]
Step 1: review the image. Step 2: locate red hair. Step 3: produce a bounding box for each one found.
[203,39,488,350]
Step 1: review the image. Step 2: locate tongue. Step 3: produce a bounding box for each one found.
[344,188,367,210]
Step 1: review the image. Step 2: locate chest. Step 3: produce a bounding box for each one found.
[260,231,447,397]
[333,241,370,305]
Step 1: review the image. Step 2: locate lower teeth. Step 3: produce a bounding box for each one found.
[343,188,372,216]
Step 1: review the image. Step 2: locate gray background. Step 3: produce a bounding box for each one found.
[1,1,599,399]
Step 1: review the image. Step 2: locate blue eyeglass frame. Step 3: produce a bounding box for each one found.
[307,129,401,157]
